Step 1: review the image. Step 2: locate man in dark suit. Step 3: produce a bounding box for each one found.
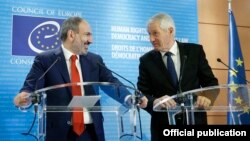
[14,17,147,141]
[137,13,218,141]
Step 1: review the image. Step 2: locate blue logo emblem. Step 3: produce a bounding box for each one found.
[12,15,64,56]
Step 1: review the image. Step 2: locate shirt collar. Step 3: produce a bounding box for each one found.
[61,44,79,60]
[160,41,178,57]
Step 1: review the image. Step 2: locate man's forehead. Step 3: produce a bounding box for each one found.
[79,22,92,32]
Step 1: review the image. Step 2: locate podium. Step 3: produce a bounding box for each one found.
[20,82,142,141]
[153,84,250,125]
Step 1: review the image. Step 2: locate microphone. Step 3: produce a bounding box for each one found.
[97,61,136,89]
[178,55,187,125]
[37,57,61,82]
[97,61,143,96]
[21,56,61,141]
[217,58,250,83]
[31,56,61,104]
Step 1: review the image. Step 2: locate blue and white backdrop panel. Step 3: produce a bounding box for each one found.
[0,0,197,140]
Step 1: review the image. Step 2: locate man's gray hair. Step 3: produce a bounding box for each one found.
[148,13,176,36]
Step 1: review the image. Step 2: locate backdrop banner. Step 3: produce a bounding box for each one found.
[0,0,197,140]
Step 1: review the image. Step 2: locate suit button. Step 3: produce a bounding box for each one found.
[67,121,72,125]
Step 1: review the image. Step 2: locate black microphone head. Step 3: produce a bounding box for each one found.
[217,58,221,62]
[57,56,61,61]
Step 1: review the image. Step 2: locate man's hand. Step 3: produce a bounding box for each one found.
[195,96,211,109]
[13,92,31,107]
[153,95,176,109]
[138,96,148,108]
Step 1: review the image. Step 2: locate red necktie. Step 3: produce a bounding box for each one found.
[71,55,84,136]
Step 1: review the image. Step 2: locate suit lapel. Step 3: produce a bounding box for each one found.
[79,54,95,96]
[151,42,189,90]
[152,51,167,74]
[51,47,72,95]
[178,43,186,75]
[54,48,71,83]
[178,42,189,88]
[151,51,174,86]
[79,55,91,82]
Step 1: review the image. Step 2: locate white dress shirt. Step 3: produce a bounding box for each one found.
[160,41,181,80]
[61,45,93,124]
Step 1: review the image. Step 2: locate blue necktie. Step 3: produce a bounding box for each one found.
[165,52,178,88]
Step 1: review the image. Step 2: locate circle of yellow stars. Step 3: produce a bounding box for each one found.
[36,26,60,50]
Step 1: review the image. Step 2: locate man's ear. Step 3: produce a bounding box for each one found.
[168,27,174,34]
[67,30,75,41]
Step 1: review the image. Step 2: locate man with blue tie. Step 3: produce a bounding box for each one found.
[137,13,218,141]
[14,16,147,141]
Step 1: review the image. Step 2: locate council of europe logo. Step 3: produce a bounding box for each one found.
[12,15,64,56]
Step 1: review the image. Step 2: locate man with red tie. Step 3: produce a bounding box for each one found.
[14,17,147,141]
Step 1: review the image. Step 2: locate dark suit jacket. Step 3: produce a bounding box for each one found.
[20,47,127,141]
[137,41,218,141]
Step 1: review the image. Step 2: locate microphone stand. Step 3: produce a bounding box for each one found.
[97,61,143,140]
[178,56,187,125]
[31,56,61,105]
[21,56,61,141]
